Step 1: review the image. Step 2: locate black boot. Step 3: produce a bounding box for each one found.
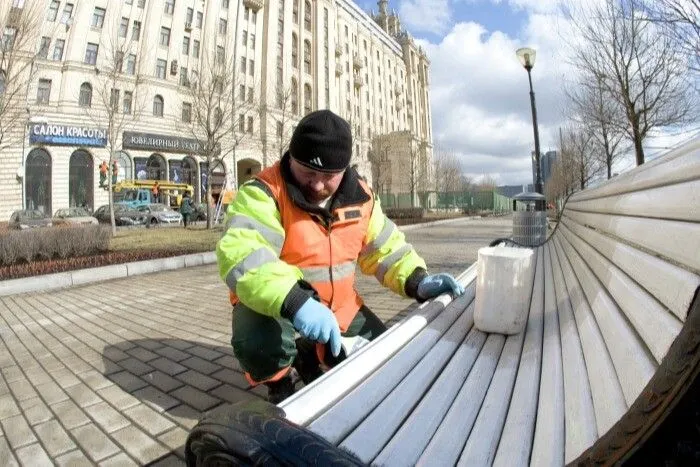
[265,373,297,404]
[293,338,325,385]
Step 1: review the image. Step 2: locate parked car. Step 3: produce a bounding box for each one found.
[8,210,52,229]
[53,207,98,226]
[93,204,146,226]
[192,203,208,221]
[137,203,183,226]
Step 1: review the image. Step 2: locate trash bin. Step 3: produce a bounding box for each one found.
[512,191,547,246]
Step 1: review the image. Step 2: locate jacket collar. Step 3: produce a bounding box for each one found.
[280,151,371,219]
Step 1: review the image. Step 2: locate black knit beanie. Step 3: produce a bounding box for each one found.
[289,110,352,173]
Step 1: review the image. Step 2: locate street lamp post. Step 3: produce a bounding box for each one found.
[516,47,543,196]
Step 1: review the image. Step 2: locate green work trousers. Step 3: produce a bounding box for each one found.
[231,302,387,383]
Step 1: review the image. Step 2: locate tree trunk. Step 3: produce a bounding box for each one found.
[206,166,212,230]
[108,151,117,236]
[632,121,645,165]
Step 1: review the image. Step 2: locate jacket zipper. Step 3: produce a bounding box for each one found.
[327,217,335,309]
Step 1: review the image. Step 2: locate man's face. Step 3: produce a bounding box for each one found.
[290,158,345,203]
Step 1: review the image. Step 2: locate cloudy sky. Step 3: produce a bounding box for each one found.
[358,0,697,186]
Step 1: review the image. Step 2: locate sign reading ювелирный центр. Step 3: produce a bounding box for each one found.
[29,123,108,147]
[122,131,205,154]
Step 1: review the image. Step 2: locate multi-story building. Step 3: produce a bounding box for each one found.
[0,0,432,220]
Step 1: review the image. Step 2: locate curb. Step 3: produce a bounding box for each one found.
[0,215,486,297]
[0,252,216,297]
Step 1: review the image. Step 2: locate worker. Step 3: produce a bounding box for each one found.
[99,161,108,187]
[111,160,119,185]
[216,110,464,403]
[152,181,160,203]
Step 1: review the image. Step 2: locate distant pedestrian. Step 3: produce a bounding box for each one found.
[152,181,160,203]
[99,161,108,187]
[180,191,193,228]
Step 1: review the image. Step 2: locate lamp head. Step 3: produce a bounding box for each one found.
[516,47,536,70]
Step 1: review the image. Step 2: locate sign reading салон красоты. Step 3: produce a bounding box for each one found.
[29,123,108,147]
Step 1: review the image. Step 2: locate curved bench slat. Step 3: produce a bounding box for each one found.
[530,244,566,467]
[569,144,700,202]
[493,248,546,467]
[562,213,700,321]
[339,302,476,462]
[553,236,627,434]
[557,232,657,405]
[567,179,700,223]
[417,334,506,466]
[374,328,488,467]
[308,288,474,443]
[559,221,683,363]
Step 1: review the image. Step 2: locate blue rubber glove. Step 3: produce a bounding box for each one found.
[417,273,465,301]
[292,298,342,357]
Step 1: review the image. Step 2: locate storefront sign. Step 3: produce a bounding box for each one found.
[122,131,204,154]
[29,124,107,147]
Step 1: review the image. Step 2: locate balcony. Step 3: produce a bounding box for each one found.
[352,54,363,69]
[335,44,343,57]
[243,0,264,12]
[335,62,343,76]
[353,74,363,88]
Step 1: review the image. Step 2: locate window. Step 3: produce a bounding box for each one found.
[242,30,247,44]
[123,91,133,114]
[240,57,246,73]
[292,34,298,68]
[61,3,73,24]
[37,79,51,104]
[304,1,312,31]
[126,0,133,4]
[192,40,200,58]
[214,108,223,126]
[291,78,298,114]
[247,116,254,133]
[304,83,311,114]
[252,11,257,24]
[276,121,283,137]
[180,67,189,86]
[250,33,256,49]
[244,8,249,21]
[84,43,99,65]
[52,39,65,60]
[248,59,254,76]
[160,27,171,46]
[248,86,253,103]
[115,52,124,72]
[153,95,164,116]
[47,1,59,22]
[219,19,227,35]
[239,85,245,100]
[222,0,230,8]
[156,59,167,79]
[217,46,225,65]
[182,36,190,55]
[132,21,141,41]
[79,82,92,107]
[119,18,128,38]
[92,7,106,28]
[196,11,203,28]
[0,73,5,96]
[182,103,192,122]
[293,1,298,22]
[2,28,16,50]
[238,114,245,132]
[186,7,193,23]
[126,54,136,74]
[164,0,175,15]
[138,0,145,7]
[304,40,311,74]
[38,37,50,59]
[110,88,120,111]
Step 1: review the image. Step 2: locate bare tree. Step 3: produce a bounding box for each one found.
[404,140,430,208]
[269,84,297,159]
[432,148,463,210]
[561,124,601,190]
[565,0,696,166]
[0,0,43,153]
[368,139,392,197]
[477,175,498,190]
[643,0,700,76]
[82,33,147,235]
[183,47,255,228]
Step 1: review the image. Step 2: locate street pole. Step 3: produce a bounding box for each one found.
[526,67,543,195]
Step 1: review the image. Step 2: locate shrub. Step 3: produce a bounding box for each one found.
[0,225,110,266]
[384,208,425,220]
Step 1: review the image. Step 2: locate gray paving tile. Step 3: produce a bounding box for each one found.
[102,348,130,362]
[157,427,188,459]
[19,397,52,426]
[187,346,224,361]
[65,382,103,407]
[213,354,241,370]
[51,399,91,430]
[137,340,166,351]
[209,383,262,404]
[108,371,148,393]
[24,367,53,386]
[55,449,94,467]
[141,371,185,393]
[210,368,251,390]
[34,419,76,457]
[110,425,169,465]
[123,403,175,436]
[99,452,138,466]
[170,385,221,412]
[14,442,52,467]
[148,358,188,376]
[0,435,19,467]
[126,347,159,362]
[34,380,69,405]
[153,346,190,363]
[161,404,201,430]
[96,385,141,411]
[78,370,115,391]
[179,356,221,375]
[51,368,82,388]
[0,394,20,419]
[175,370,221,392]
[7,379,38,401]
[92,358,125,376]
[117,358,154,376]
[1,414,37,448]
[132,386,180,412]
[70,423,121,462]
[147,454,186,466]
[85,401,131,433]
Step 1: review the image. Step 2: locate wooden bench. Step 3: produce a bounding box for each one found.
[185,139,700,465]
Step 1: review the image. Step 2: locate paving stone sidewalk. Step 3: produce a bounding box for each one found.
[0,216,512,466]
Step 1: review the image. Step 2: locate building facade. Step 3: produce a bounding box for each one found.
[0,0,432,220]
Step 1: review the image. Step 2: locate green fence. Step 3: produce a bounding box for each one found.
[379,190,512,214]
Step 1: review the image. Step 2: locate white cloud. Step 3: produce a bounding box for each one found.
[398,0,452,35]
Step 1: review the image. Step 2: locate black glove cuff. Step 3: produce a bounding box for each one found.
[404,267,428,302]
[281,281,318,321]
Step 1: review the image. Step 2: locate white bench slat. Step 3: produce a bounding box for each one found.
[553,236,627,435]
[557,232,656,405]
[417,334,506,466]
[562,213,700,321]
[308,288,474,443]
[280,264,478,425]
[564,210,700,275]
[569,143,700,202]
[567,179,700,223]
[374,329,488,467]
[549,242,597,462]
[339,301,476,462]
[560,222,683,362]
[493,247,546,467]
[457,330,528,466]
